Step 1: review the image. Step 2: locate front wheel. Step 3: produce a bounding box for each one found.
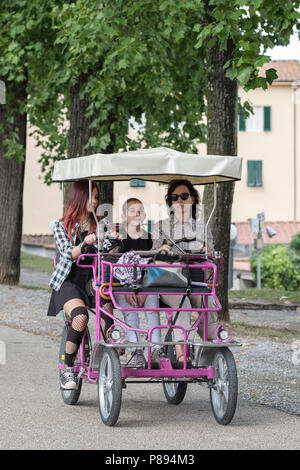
[58,325,90,406]
[209,348,238,425]
[98,348,122,426]
[163,380,187,405]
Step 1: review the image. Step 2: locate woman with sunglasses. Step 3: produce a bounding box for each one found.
[152,179,218,362]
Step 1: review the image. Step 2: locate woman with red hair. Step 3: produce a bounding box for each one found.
[47,179,111,390]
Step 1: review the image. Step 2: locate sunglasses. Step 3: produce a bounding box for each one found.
[170,192,191,202]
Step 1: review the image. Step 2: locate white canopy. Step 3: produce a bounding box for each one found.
[52,147,242,184]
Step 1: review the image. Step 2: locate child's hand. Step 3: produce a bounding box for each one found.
[137,294,147,308]
[125,294,137,307]
[108,231,123,240]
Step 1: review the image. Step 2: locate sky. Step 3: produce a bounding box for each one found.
[266,30,300,61]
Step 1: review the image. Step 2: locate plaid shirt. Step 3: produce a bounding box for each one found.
[49,219,111,291]
[49,220,78,291]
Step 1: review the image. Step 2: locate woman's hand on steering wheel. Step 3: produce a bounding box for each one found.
[158,244,172,253]
[84,233,97,245]
[201,243,213,256]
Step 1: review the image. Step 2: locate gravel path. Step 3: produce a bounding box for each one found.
[0,269,299,417]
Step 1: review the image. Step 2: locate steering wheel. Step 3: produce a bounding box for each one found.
[102,238,124,253]
[154,250,182,263]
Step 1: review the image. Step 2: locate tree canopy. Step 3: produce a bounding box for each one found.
[1,0,299,290]
[1,1,299,176]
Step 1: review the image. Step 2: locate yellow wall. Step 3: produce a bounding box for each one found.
[23,129,62,234]
[232,83,299,221]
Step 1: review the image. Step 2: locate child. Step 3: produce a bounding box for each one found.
[113,198,161,368]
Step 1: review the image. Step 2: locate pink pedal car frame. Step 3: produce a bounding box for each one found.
[58,249,241,426]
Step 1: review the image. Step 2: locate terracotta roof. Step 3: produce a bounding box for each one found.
[259,60,300,82]
[234,221,300,245]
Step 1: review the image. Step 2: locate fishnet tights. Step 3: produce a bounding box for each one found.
[65,314,88,355]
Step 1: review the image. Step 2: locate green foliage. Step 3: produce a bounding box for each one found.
[0,1,64,164]
[250,244,300,291]
[194,0,300,113]
[27,0,208,182]
[290,231,300,253]
[1,0,299,180]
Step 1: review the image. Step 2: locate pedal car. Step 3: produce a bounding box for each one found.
[52,147,242,426]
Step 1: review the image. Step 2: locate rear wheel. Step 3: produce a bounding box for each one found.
[98,348,122,426]
[163,380,187,405]
[209,348,238,425]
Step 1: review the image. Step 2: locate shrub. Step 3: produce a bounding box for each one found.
[290,231,300,253]
[250,243,300,291]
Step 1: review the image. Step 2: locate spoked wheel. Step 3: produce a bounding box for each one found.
[163,380,187,405]
[98,348,122,426]
[58,324,91,406]
[209,348,238,425]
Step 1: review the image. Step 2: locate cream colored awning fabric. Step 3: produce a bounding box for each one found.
[52,147,242,184]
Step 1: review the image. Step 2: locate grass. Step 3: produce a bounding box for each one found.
[231,321,300,341]
[19,284,49,291]
[20,251,54,274]
[229,287,300,305]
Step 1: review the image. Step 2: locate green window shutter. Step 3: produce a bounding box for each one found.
[147,219,153,233]
[130,179,146,187]
[255,161,262,186]
[247,161,262,187]
[263,106,271,131]
[247,161,255,186]
[239,112,246,131]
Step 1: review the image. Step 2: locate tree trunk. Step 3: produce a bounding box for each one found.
[0,80,27,284]
[64,73,114,213]
[203,39,238,321]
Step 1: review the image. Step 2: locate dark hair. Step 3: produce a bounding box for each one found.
[122,198,143,214]
[165,179,200,219]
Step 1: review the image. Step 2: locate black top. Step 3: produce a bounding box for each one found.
[120,228,153,252]
[66,230,93,288]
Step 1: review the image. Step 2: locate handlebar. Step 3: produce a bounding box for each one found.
[99,237,223,262]
[102,238,124,253]
[171,237,196,245]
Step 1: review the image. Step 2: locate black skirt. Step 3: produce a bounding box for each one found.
[47,280,92,317]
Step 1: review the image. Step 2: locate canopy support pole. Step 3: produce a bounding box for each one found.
[89,180,101,279]
[205,180,216,258]
[61,182,64,217]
